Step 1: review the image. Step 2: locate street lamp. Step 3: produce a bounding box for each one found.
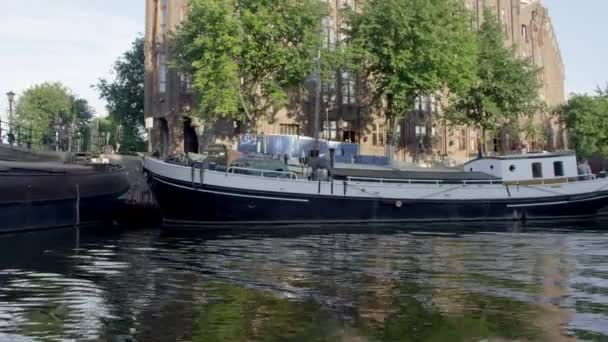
[6,91,16,145]
[6,91,15,123]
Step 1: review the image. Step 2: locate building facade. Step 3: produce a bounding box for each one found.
[145,0,566,163]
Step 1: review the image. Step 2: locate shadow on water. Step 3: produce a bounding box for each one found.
[0,221,607,341]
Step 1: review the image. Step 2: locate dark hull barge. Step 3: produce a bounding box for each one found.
[144,155,608,228]
[0,161,130,233]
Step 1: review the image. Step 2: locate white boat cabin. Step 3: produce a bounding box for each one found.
[464,152,579,182]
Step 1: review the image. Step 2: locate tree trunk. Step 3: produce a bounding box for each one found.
[386,95,396,164]
[476,127,483,158]
[481,127,487,156]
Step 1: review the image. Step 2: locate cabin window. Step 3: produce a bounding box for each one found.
[554,161,564,177]
[532,162,543,178]
[509,165,516,172]
[490,165,494,170]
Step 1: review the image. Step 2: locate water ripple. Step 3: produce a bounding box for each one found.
[0,225,606,341]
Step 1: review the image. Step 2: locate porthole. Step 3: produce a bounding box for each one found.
[490,165,494,170]
[509,165,516,172]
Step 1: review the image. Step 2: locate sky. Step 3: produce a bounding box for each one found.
[543,0,608,96]
[0,1,606,121]
[0,0,144,120]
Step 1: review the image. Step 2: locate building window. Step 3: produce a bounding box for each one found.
[179,73,192,94]
[322,74,336,105]
[341,71,356,105]
[280,124,300,136]
[532,162,543,178]
[322,17,336,50]
[323,121,337,140]
[415,125,427,138]
[459,129,466,151]
[553,161,564,177]
[160,0,168,34]
[522,25,528,42]
[372,123,385,146]
[158,53,167,93]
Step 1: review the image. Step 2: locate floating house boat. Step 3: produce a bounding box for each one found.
[0,161,130,233]
[143,152,608,227]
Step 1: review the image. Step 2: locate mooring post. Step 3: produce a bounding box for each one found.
[75,184,81,227]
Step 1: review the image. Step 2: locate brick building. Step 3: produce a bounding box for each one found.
[145,0,566,163]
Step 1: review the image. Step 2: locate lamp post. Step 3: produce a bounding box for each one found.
[6,91,15,124]
[55,112,61,152]
[6,91,15,145]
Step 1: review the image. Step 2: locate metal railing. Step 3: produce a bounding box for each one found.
[347,174,602,186]
[346,176,502,185]
[226,166,299,180]
[0,119,89,152]
[0,120,35,149]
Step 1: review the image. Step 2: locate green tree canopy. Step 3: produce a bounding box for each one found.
[96,37,146,152]
[449,7,541,155]
[172,0,327,125]
[347,0,477,129]
[557,91,608,158]
[14,82,93,149]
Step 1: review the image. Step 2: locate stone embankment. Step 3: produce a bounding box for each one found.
[102,154,161,226]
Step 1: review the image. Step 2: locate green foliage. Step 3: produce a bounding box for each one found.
[96,37,146,153]
[14,82,93,149]
[449,8,541,153]
[172,0,326,124]
[557,92,608,158]
[347,0,477,120]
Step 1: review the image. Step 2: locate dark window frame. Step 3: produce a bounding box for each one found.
[532,162,543,179]
[553,161,564,177]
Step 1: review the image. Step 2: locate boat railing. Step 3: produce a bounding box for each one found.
[226,166,299,180]
[346,174,601,186]
[346,176,502,186]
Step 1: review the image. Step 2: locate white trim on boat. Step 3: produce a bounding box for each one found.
[152,175,310,203]
[507,195,608,208]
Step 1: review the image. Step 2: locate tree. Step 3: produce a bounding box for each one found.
[449,7,541,156]
[347,0,477,151]
[557,92,608,158]
[96,37,146,153]
[172,0,327,126]
[596,84,608,98]
[14,82,93,150]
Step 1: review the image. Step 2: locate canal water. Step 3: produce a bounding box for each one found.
[0,222,607,341]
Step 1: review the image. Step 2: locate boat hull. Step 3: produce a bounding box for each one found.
[0,163,130,234]
[0,193,127,234]
[147,172,608,228]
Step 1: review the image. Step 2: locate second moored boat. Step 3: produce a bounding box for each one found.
[144,151,608,228]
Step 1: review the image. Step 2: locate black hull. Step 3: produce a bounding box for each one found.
[0,163,130,234]
[147,173,608,228]
[0,193,127,234]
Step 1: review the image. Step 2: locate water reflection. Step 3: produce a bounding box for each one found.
[0,222,606,341]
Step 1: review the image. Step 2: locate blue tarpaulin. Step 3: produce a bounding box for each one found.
[237,134,388,166]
